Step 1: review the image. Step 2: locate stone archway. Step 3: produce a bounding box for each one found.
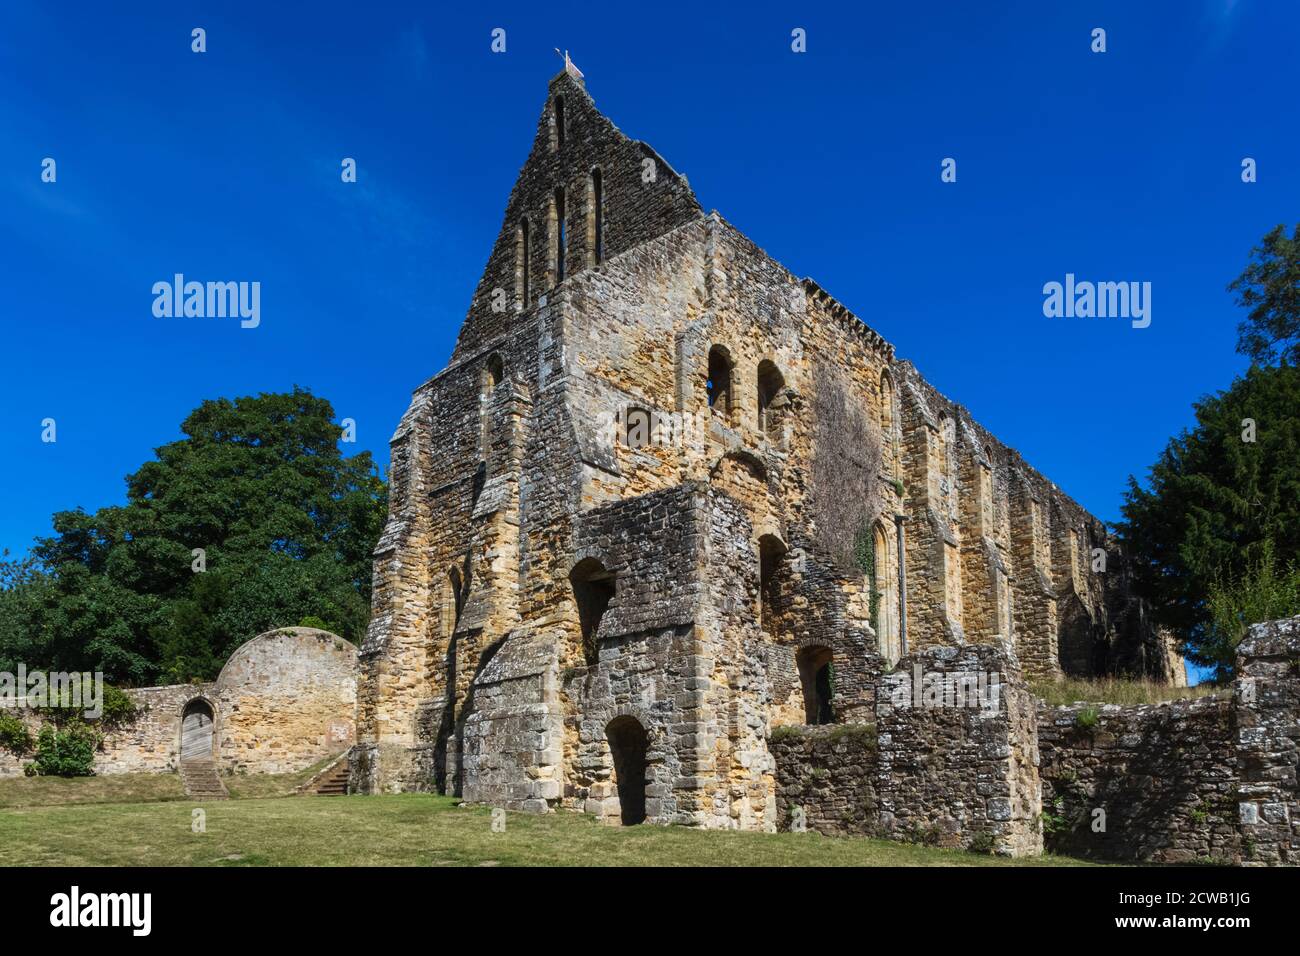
[796,645,835,725]
[180,698,215,761]
[605,715,648,825]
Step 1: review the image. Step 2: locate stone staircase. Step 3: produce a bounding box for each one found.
[179,758,229,800]
[295,751,352,797]
[311,759,350,796]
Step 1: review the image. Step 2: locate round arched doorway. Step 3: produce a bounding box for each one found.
[180,698,215,761]
[605,715,648,825]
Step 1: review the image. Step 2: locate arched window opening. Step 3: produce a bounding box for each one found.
[180,698,215,761]
[570,558,615,666]
[480,357,504,467]
[758,534,786,637]
[605,716,647,825]
[486,354,504,392]
[624,406,653,449]
[553,96,566,150]
[980,446,995,534]
[873,522,900,665]
[586,168,604,267]
[756,360,785,441]
[936,413,953,502]
[796,646,834,725]
[546,197,558,288]
[449,564,465,632]
[706,346,733,421]
[880,371,896,475]
[516,219,531,308]
[553,187,567,284]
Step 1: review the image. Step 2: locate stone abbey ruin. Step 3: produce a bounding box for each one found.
[344,67,1299,865]
[5,66,1293,865]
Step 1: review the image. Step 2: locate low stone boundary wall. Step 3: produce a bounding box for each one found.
[771,724,879,835]
[1038,697,1239,863]
[0,627,357,779]
[0,684,213,778]
[1037,614,1300,865]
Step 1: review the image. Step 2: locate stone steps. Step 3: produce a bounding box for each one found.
[179,758,229,800]
[311,759,350,796]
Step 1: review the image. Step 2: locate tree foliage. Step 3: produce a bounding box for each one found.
[1118,360,1300,676]
[0,388,387,685]
[1231,223,1300,367]
[1120,227,1300,678]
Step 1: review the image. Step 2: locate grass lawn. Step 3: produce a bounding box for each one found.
[0,772,187,809]
[0,761,330,809]
[0,791,1099,867]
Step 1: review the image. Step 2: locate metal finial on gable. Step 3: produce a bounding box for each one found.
[554,48,584,80]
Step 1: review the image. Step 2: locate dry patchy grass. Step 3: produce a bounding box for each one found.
[1031,677,1225,708]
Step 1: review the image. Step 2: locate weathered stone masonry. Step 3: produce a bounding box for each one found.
[772,618,1299,863]
[352,67,1186,848]
[0,628,357,778]
[1036,616,1300,864]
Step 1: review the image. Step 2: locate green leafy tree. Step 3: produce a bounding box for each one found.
[1118,360,1300,677]
[0,551,55,674]
[0,388,386,684]
[1231,223,1300,367]
[1119,228,1300,678]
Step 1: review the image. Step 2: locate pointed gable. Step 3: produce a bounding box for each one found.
[452,71,703,360]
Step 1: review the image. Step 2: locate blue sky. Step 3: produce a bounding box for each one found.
[1,0,1294,571]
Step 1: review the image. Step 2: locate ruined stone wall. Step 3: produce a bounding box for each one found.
[770,644,1042,856]
[1036,615,1300,865]
[354,311,547,794]
[215,628,357,775]
[1038,697,1239,863]
[0,684,213,777]
[875,645,1043,856]
[696,487,777,829]
[771,724,879,835]
[459,633,561,812]
[1,629,355,779]
[1231,615,1299,865]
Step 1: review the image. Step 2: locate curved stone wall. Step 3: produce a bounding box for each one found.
[215,627,357,774]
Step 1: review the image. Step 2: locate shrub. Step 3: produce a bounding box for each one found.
[25,722,99,777]
[0,711,33,755]
[98,686,139,729]
[769,725,803,743]
[1074,707,1100,730]
[1041,795,1068,835]
[967,831,996,855]
[768,723,877,747]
